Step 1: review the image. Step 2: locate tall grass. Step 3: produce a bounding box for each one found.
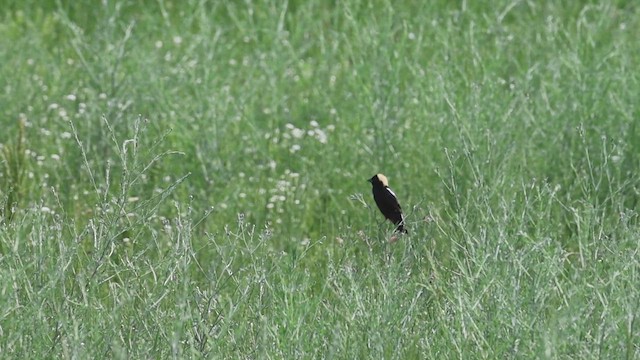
[1,0,639,358]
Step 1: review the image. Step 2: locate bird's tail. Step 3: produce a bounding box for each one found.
[395,222,408,234]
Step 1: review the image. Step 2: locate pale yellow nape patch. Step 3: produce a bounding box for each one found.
[376,173,389,187]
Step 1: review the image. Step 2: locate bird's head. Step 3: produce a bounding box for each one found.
[368,173,389,187]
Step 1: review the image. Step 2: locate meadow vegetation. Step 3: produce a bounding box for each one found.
[1,0,639,358]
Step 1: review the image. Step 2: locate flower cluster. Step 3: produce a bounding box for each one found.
[281,120,335,153]
[265,169,303,224]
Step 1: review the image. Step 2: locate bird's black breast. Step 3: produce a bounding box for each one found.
[372,186,403,223]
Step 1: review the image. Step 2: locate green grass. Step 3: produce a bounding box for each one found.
[1,0,639,358]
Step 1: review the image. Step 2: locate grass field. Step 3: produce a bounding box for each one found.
[1,0,639,358]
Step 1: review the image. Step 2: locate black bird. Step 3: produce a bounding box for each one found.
[368,173,407,233]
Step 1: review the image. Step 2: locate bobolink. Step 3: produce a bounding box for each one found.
[368,173,408,234]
